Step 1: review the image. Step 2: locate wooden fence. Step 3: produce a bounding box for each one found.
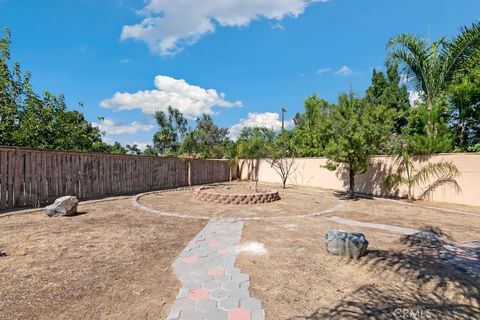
[0,146,231,210]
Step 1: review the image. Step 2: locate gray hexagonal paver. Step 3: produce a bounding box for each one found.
[167,219,265,320]
[241,297,263,311]
[229,288,249,300]
[218,297,240,311]
[221,280,240,291]
[210,288,229,300]
[196,298,218,312]
[203,280,221,290]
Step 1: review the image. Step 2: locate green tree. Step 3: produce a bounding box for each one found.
[0,27,110,152]
[290,95,332,156]
[153,106,188,155]
[195,114,229,158]
[324,92,396,197]
[403,103,454,154]
[126,144,142,155]
[365,64,410,132]
[179,131,199,157]
[237,127,275,191]
[387,22,480,109]
[154,128,174,155]
[143,145,158,156]
[448,63,480,149]
[106,141,128,154]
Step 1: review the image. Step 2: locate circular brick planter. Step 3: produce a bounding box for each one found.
[193,186,280,205]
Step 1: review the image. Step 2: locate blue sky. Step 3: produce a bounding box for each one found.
[1,0,478,148]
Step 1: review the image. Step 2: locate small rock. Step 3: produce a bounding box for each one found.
[325,229,368,259]
[44,196,79,217]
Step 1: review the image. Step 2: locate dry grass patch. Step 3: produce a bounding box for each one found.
[0,199,205,320]
[236,217,479,319]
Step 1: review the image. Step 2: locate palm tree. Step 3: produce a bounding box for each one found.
[384,148,461,201]
[387,22,480,109]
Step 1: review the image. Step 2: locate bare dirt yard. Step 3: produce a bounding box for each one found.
[1,182,479,320]
[0,198,205,320]
[138,183,339,219]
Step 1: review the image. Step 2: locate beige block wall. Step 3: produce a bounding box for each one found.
[238,154,480,207]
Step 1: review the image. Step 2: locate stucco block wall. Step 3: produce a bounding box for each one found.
[238,154,480,207]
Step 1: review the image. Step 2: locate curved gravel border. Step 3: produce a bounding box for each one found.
[132,187,344,221]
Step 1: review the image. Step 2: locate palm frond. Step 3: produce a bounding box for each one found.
[386,34,430,95]
[442,21,480,83]
[412,161,460,187]
[418,177,462,200]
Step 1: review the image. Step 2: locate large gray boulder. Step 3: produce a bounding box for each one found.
[325,229,368,259]
[44,196,79,217]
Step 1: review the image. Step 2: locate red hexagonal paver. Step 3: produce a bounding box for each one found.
[188,288,209,300]
[228,308,251,320]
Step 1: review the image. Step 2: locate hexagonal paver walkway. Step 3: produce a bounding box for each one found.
[167,219,265,320]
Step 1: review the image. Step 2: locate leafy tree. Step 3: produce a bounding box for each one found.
[403,103,454,154]
[447,63,480,149]
[324,92,396,197]
[153,106,188,154]
[221,138,239,180]
[143,145,158,156]
[290,95,332,156]
[237,127,275,191]
[126,144,142,155]
[387,22,480,109]
[106,141,128,154]
[0,27,111,152]
[194,114,229,158]
[365,64,410,132]
[0,28,24,146]
[385,147,460,201]
[179,131,199,157]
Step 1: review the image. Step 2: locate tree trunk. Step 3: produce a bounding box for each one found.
[348,168,355,198]
[460,121,466,150]
[427,97,433,110]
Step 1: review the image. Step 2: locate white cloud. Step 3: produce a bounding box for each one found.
[408,90,422,107]
[100,75,242,118]
[126,142,150,151]
[334,65,353,76]
[317,67,332,74]
[93,119,154,135]
[229,112,293,139]
[121,0,325,56]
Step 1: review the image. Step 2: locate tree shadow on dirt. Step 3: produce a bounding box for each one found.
[289,227,480,320]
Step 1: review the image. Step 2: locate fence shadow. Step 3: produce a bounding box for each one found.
[289,227,480,320]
